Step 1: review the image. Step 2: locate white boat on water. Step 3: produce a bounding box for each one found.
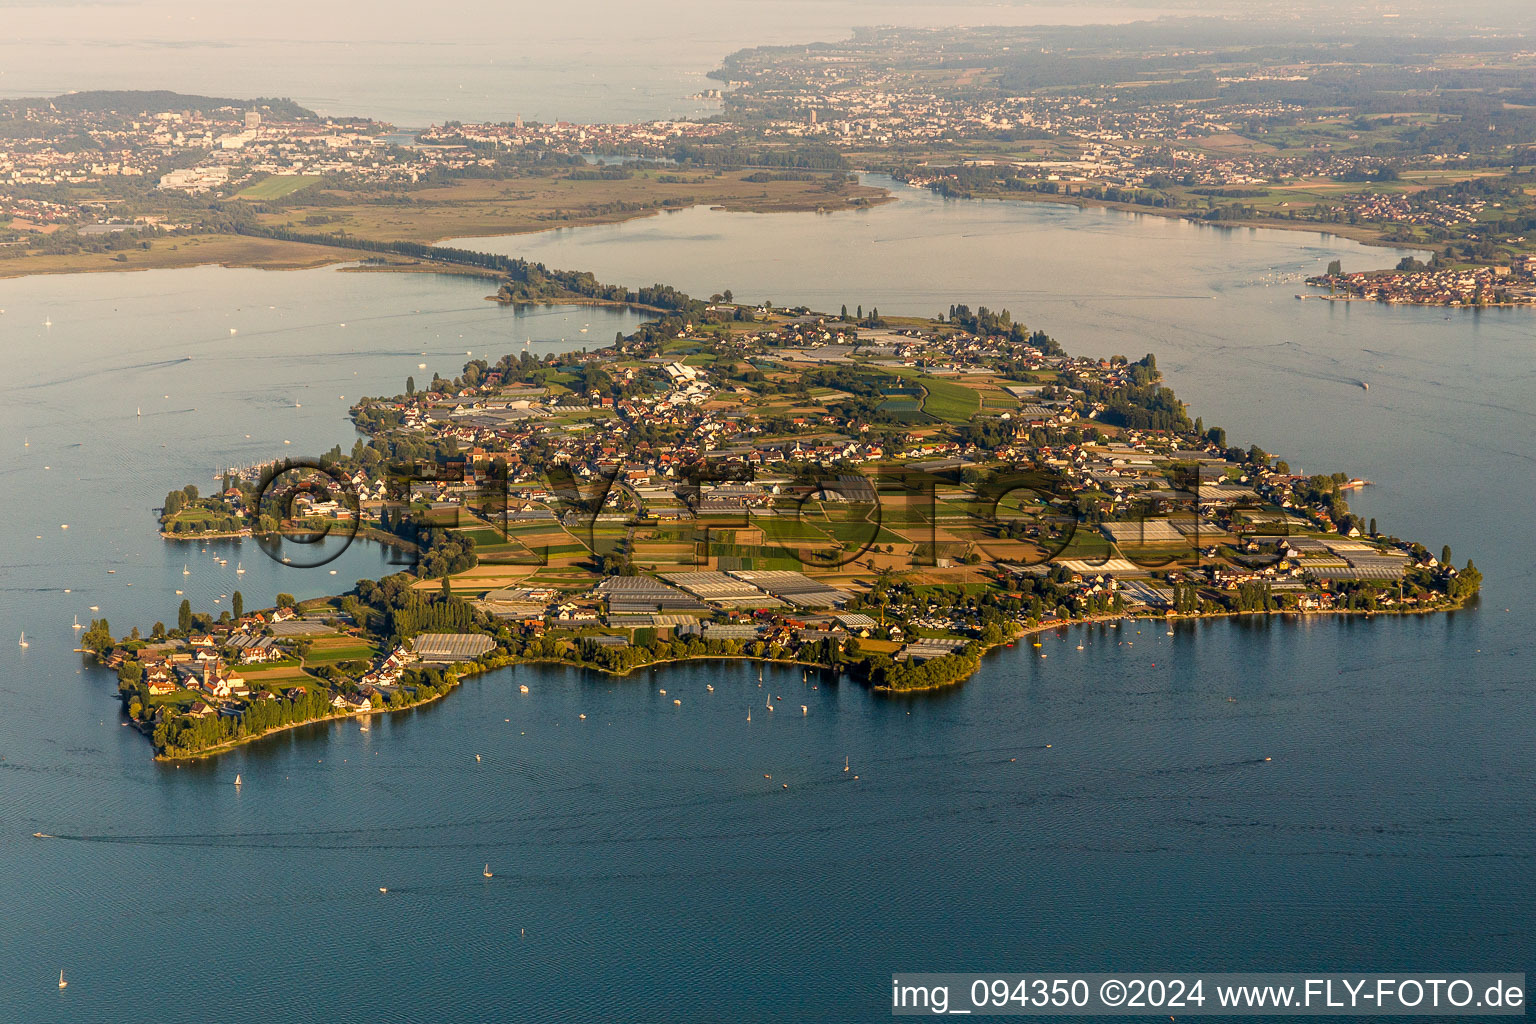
[483,864,493,878]
[182,564,190,575]
[236,562,245,575]
[234,774,242,787]
[18,632,28,648]
[72,616,82,631]
[58,971,67,989]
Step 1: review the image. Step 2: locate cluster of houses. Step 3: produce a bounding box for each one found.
[117,605,384,722]
[417,118,732,156]
[1310,260,1536,306]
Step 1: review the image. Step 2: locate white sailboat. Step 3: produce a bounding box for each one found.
[18,632,28,648]
[72,616,82,631]
[58,970,67,989]
[844,756,850,772]
[483,864,494,878]
[234,774,242,787]
[182,564,190,575]
[235,562,245,575]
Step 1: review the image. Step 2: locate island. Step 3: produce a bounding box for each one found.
[86,279,1482,759]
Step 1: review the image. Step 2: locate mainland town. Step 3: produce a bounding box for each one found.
[87,292,1483,759]
[6,22,1536,303]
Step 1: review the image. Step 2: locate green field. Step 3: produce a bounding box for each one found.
[235,175,323,200]
[884,368,980,422]
[304,640,377,665]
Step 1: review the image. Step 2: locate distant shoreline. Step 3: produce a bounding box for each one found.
[927,185,1433,254]
[0,175,1433,287]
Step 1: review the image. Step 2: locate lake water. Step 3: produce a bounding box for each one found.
[0,1,1198,125]
[2,188,1533,1022]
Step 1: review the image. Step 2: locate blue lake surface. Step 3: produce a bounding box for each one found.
[1,188,1532,1022]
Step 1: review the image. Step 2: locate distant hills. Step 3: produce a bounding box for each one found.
[0,90,316,119]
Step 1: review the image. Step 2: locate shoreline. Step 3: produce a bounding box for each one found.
[150,675,458,762]
[140,596,1472,760]
[159,525,417,552]
[0,176,1434,288]
[0,185,894,284]
[925,185,1433,254]
[872,598,1475,693]
[1299,290,1533,310]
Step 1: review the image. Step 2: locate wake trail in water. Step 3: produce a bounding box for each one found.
[5,356,194,394]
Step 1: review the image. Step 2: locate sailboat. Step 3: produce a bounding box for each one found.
[233,774,242,787]
[72,616,82,631]
[18,632,28,648]
[844,756,850,773]
[765,694,773,711]
[483,864,494,878]
[58,970,67,990]
[235,562,245,575]
[182,564,190,575]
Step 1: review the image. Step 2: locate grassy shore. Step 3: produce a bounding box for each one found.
[0,234,379,280]
[252,169,891,244]
[0,171,892,282]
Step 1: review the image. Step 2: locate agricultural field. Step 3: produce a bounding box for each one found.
[253,169,889,245]
[303,636,379,666]
[234,174,323,200]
